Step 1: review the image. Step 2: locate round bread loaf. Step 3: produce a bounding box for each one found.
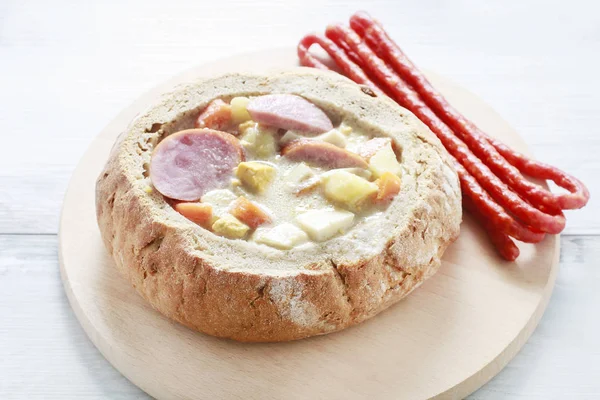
[96,68,462,342]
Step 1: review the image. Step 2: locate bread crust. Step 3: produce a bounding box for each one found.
[96,68,462,342]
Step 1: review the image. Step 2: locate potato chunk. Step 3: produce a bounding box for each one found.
[285,162,315,188]
[368,142,401,178]
[315,129,347,148]
[296,209,354,241]
[230,96,251,124]
[254,223,308,249]
[236,161,277,193]
[322,170,378,210]
[338,123,352,135]
[239,122,277,157]
[201,189,238,218]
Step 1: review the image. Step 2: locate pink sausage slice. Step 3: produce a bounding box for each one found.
[150,129,244,201]
[246,94,333,135]
[282,140,368,169]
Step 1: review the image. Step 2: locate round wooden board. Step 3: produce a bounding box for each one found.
[59,48,559,400]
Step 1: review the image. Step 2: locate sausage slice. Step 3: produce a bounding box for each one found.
[150,129,244,201]
[246,94,333,134]
[282,140,368,169]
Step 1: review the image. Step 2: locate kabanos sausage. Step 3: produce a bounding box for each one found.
[455,160,545,244]
[298,34,382,95]
[297,31,542,240]
[150,129,244,201]
[324,24,566,235]
[299,27,543,240]
[349,11,589,212]
[246,94,334,135]
[462,197,520,261]
[483,133,590,210]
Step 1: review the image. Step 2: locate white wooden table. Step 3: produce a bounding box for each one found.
[1,0,598,398]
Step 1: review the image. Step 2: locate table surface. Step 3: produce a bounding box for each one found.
[1,0,598,398]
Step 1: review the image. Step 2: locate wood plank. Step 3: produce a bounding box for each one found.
[0,235,597,398]
[0,235,146,398]
[57,51,560,399]
[472,235,600,399]
[1,0,598,398]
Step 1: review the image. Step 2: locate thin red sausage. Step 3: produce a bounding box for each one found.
[324,33,363,66]
[317,26,544,242]
[325,24,565,235]
[325,31,395,98]
[350,11,589,212]
[483,134,590,210]
[463,197,520,261]
[298,34,381,94]
[298,28,545,245]
[455,161,545,243]
[297,35,331,70]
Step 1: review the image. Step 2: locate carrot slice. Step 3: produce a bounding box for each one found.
[174,202,213,228]
[375,172,401,203]
[229,196,271,229]
[194,99,232,131]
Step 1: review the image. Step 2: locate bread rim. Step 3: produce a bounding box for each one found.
[96,68,462,342]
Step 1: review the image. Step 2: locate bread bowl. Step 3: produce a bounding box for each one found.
[95,68,461,342]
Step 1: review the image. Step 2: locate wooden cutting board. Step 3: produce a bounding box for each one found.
[59,48,559,400]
